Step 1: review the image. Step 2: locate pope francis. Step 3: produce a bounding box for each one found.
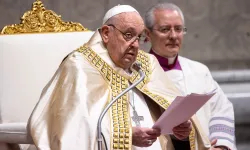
[28,5,208,150]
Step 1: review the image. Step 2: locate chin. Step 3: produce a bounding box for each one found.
[122,65,132,70]
[120,62,133,70]
[168,49,179,56]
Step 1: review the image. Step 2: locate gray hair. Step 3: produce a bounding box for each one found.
[145,2,185,30]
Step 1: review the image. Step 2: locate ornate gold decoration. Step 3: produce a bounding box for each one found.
[129,51,171,109]
[76,44,196,150]
[131,50,196,150]
[1,0,88,34]
[77,45,132,150]
[189,124,196,150]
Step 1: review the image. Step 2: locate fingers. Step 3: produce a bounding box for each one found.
[173,126,191,132]
[179,120,192,128]
[210,138,217,146]
[173,132,190,140]
[173,125,192,132]
[151,128,161,133]
[143,138,157,147]
[146,128,161,137]
[173,131,190,137]
[172,129,190,140]
[172,121,192,140]
[173,120,192,132]
[132,127,161,147]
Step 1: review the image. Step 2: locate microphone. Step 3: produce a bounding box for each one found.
[97,62,145,150]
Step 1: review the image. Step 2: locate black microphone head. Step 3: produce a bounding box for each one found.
[132,62,142,72]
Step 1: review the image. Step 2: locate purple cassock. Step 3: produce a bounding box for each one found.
[149,49,182,71]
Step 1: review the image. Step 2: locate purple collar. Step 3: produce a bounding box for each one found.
[149,49,182,71]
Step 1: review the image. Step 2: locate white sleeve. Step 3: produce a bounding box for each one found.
[206,70,236,150]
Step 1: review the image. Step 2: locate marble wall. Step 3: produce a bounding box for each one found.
[0,0,250,70]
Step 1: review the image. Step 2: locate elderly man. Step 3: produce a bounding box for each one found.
[145,2,236,150]
[27,5,198,150]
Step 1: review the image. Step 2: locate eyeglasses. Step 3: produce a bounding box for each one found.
[153,25,187,35]
[108,24,145,43]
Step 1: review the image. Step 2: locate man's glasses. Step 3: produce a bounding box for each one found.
[108,24,145,43]
[153,25,187,35]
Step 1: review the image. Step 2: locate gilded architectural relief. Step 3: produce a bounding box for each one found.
[0,0,249,69]
[1,0,88,34]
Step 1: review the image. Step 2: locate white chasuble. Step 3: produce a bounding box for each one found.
[164,56,236,150]
[28,30,185,150]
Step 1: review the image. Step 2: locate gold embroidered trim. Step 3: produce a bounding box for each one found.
[77,45,131,150]
[129,51,170,110]
[134,50,196,150]
[189,124,196,150]
[77,44,195,150]
[129,50,151,89]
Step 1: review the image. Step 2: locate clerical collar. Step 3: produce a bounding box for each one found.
[149,49,182,71]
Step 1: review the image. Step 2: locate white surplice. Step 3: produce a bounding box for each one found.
[165,56,237,150]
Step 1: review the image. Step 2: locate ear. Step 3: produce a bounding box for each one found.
[144,28,152,42]
[100,25,110,44]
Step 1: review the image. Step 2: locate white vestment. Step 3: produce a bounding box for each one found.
[129,89,161,150]
[28,31,187,150]
[165,56,237,150]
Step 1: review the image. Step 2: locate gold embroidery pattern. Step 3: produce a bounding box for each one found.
[130,51,170,109]
[77,45,131,150]
[1,0,88,34]
[189,124,196,150]
[77,45,195,150]
[134,51,196,150]
[129,50,151,89]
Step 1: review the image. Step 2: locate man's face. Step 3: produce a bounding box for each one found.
[146,9,185,58]
[102,12,144,69]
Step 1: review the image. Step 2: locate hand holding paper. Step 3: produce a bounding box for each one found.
[153,90,216,135]
[172,120,192,140]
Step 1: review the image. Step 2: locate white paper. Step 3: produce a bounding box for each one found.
[153,89,216,135]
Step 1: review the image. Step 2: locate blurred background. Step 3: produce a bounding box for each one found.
[0,0,249,149]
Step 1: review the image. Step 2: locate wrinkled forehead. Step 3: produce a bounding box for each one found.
[116,12,145,32]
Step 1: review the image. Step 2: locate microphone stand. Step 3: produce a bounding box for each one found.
[97,63,145,150]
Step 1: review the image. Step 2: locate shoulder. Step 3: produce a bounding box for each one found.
[179,56,210,74]
[62,51,85,66]
[179,56,218,91]
[60,50,97,72]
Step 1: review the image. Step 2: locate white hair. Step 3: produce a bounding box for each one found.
[145,2,185,30]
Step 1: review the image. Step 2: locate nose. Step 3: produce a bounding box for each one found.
[130,37,140,48]
[169,29,177,39]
